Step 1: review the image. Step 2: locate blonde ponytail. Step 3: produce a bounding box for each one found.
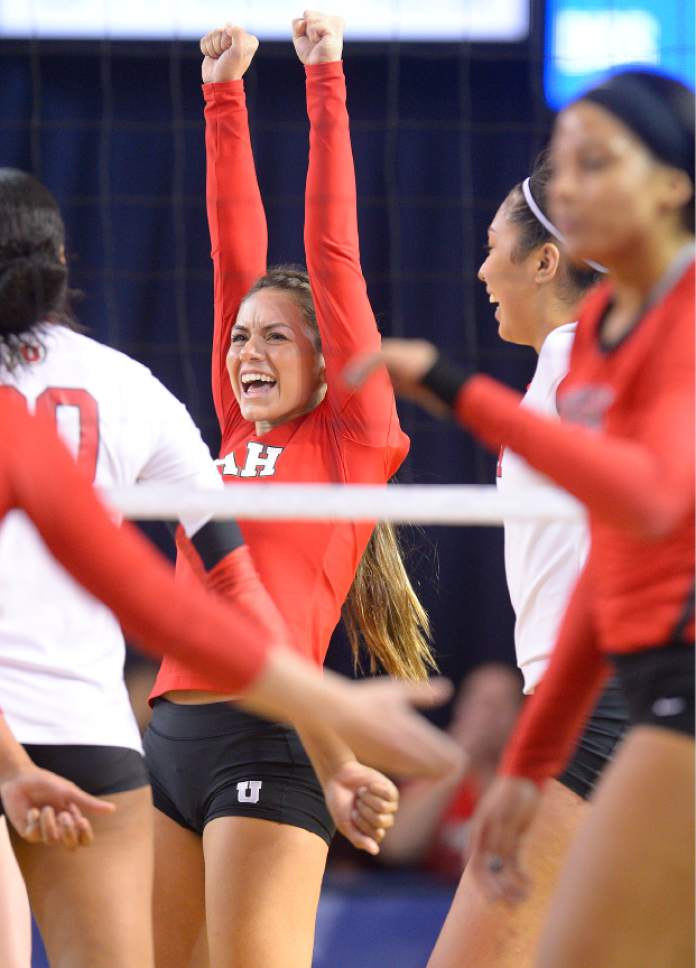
[343,523,436,681]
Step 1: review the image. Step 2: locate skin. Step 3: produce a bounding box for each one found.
[153,16,412,968]
[228,287,324,434]
[467,97,695,968]
[11,786,154,968]
[478,196,567,352]
[549,101,693,340]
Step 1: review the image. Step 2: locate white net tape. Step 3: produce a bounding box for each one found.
[106,483,584,526]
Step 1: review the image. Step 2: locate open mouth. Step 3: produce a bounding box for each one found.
[488,292,501,320]
[240,372,277,397]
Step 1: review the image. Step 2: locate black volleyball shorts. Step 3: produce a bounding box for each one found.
[556,676,630,800]
[143,699,335,845]
[610,642,694,738]
[0,743,148,818]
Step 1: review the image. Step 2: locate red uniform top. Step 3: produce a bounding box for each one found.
[450,256,694,783]
[153,62,408,696]
[0,392,274,692]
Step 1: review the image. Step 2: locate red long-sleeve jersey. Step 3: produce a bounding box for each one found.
[0,392,274,692]
[153,62,408,696]
[453,258,694,783]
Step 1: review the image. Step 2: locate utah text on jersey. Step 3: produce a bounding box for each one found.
[215,442,284,478]
[558,385,616,431]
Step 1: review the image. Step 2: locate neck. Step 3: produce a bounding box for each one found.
[605,227,693,307]
[529,291,580,354]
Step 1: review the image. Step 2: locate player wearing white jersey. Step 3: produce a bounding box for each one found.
[0,326,223,753]
[497,321,589,693]
[349,154,629,968]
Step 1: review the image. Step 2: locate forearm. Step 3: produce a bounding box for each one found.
[305,62,381,377]
[500,563,610,785]
[204,80,267,424]
[0,716,32,785]
[296,723,356,786]
[423,359,693,539]
[380,773,463,865]
[11,413,271,693]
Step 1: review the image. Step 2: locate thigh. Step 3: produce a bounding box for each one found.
[428,779,586,968]
[11,786,155,968]
[536,727,695,968]
[0,817,31,968]
[203,816,329,968]
[152,807,208,968]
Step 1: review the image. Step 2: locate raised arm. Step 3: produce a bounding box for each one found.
[294,14,396,434]
[201,26,267,432]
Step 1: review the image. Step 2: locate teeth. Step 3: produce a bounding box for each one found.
[488,294,498,304]
[241,373,275,385]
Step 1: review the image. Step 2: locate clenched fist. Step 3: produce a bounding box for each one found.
[292,10,344,65]
[200,24,259,84]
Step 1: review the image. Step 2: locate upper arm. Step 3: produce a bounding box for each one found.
[304,62,391,433]
[204,81,267,433]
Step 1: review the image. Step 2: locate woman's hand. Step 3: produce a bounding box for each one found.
[345,339,450,416]
[292,10,344,65]
[0,767,115,849]
[200,24,260,84]
[466,775,540,904]
[323,761,398,855]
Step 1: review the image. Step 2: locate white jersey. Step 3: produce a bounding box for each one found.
[496,323,589,693]
[0,326,222,750]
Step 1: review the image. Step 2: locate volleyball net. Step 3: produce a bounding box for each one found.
[107,482,583,525]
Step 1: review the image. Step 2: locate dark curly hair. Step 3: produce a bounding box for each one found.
[0,168,78,370]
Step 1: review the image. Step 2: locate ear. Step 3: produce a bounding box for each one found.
[535,242,561,285]
[662,167,694,214]
[316,352,326,383]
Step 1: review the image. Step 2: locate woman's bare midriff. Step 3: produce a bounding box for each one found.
[162,690,239,704]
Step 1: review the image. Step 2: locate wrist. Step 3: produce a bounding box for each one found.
[305,61,344,77]
[421,355,473,407]
[0,755,32,787]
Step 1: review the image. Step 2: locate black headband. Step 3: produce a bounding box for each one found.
[581,72,694,183]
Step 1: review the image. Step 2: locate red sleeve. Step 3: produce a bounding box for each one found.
[205,80,267,434]
[3,398,277,693]
[305,62,399,444]
[454,370,694,540]
[500,560,610,785]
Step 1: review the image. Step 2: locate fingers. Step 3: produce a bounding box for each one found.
[67,786,116,816]
[402,677,454,709]
[292,17,307,39]
[200,28,228,59]
[353,796,396,833]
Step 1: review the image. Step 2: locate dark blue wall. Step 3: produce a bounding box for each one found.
[0,23,553,712]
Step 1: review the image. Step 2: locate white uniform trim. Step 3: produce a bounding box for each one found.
[0,327,223,750]
[496,323,589,693]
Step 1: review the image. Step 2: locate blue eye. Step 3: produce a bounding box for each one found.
[230,333,246,343]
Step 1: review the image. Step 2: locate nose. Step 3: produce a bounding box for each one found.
[477,257,488,283]
[239,333,264,361]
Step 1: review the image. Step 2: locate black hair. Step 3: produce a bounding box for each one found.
[505,151,601,302]
[0,168,77,370]
[580,69,695,231]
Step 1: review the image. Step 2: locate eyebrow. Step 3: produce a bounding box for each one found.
[231,321,295,333]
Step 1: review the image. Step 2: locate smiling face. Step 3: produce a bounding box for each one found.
[548,101,689,267]
[227,287,324,430]
[477,195,544,346]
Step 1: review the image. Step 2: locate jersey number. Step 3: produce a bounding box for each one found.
[2,386,100,482]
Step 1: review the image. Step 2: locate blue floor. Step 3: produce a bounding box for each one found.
[32,870,454,967]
